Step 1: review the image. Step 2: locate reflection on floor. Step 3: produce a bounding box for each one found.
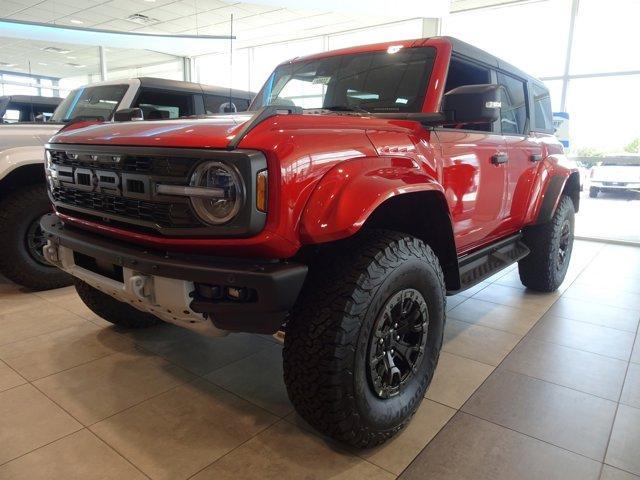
[0,240,639,479]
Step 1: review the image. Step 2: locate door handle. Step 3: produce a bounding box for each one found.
[530,154,543,162]
[491,153,509,165]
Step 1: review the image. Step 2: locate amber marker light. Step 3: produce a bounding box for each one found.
[256,170,268,212]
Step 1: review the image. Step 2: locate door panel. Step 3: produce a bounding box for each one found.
[502,134,543,232]
[435,129,509,252]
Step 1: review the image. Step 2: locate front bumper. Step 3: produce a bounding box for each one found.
[591,181,640,192]
[40,214,307,335]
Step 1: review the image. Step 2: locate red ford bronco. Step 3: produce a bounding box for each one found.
[41,36,579,447]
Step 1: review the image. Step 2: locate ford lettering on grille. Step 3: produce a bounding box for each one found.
[54,164,151,200]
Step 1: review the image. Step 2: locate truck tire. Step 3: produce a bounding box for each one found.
[283,230,446,448]
[74,279,160,329]
[518,195,575,292]
[0,184,72,291]
[589,187,599,198]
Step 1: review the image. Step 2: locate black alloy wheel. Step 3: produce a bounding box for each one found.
[368,288,429,399]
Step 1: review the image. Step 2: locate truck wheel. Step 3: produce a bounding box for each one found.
[74,279,160,328]
[518,195,575,292]
[283,230,446,448]
[0,184,72,291]
[589,187,599,198]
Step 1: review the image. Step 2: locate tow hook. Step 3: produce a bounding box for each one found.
[43,240,60,264]
[129,274,153,302]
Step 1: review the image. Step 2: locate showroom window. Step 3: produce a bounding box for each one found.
[532,83,554,133]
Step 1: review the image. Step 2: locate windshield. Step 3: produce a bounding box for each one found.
[51,84,128,123]
[251,46,436,113]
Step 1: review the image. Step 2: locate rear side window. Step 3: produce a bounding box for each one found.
[497,72,527,135]
[532,84,554,133]
[205,94,250,113]
[133,89,194,119]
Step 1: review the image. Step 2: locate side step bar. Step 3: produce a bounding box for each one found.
[452,233,530,294]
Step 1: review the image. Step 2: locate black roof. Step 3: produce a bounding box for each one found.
[0,95,63,106]
[137,77,253,99]
[445,36,547,89]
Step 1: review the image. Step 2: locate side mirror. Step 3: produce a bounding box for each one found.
[113,108,144,122]
[442,84,502,125]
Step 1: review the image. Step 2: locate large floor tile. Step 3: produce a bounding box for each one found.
[443,319,522,366]
[0,304,87,346]
[0,323,134,381]
[425,351,494,409]
[463,369,617,460]
[606,405,640,476]
[361,399,455,475]
[0,384,81,464]
[191,419,394,480]
[445,294,467,311]
[600,465,640,480]
[0,429,146,479]
[91,378,277,480]
[127,324,271,376]
[0,360,25,392]
[455,281,491,298]
[530,315,636,361]
[0,293,51,316]
[500,337,627,401]
[547,298,639,333]
[448,298,543,335]
[562,283,640,311]
[621,363,640,409]
[576,270,640,295]
[33,349,194,425]
[632,337,639,364]
[205,343,292,417]
[399,412,601,480]
[472,284,559,314]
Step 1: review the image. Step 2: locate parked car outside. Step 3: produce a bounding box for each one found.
[589,156,640,197]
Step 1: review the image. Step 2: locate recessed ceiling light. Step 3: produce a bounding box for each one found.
[65,62,86,68]
[43,46,72,54]
[38,62,48,66]
[70,19,83,24]
[66,56,76,59]
[143,0,156,2]
[0,62,16,67]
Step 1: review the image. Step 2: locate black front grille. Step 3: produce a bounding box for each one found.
[49,150,193,177]
[51,185,200,228]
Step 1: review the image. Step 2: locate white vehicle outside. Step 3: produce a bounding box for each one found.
[589,156,640,198]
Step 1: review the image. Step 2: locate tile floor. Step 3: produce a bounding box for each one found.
[0,240,638,479]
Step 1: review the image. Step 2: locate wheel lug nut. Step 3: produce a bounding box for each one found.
[394,323,398,328]
[396,335,400,340]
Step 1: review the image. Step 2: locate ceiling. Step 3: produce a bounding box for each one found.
[0,0,530,78]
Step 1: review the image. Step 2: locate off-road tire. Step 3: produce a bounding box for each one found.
[0,184,72,290]
[589,187,599,198]
[518,195,575,292]
[283,229,446,448]
[74,279,160,328]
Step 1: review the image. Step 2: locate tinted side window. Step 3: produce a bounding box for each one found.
[133,89,194,119]
[532,84,553,133]
[204,95,250,113]
[497,73,527,135]
[443,57,493,132]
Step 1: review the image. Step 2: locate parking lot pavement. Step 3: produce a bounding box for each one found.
[575,189,640,243]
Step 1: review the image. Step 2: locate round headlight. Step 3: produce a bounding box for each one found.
[189,161,244,225]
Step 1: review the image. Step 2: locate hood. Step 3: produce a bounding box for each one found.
[0,123,61,151]
[49,113,254,149]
